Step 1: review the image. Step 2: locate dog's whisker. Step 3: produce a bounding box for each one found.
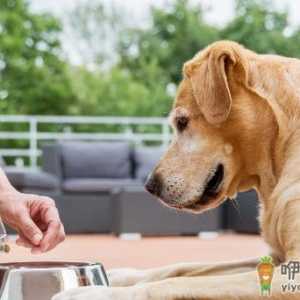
[230,198,241,218]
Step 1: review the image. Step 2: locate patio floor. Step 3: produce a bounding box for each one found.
[0,234,267,269]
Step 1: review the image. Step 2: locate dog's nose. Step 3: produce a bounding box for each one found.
[145,173,162,197]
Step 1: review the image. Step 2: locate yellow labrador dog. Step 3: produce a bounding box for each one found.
[54,41,300,299]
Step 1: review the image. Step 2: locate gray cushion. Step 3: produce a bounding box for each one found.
[4,167,59,190]
[134,146,164,181]
[63,178,140,193]
[60,142,131,179]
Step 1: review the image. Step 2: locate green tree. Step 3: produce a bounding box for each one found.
[67,0,300,118]
[67,1,124,68]
[67,0,175,117]
[68,64,170,117]
[221,0,300,57]
[119,0,219,84]
[0,0,75,114]
[68,0,219,117]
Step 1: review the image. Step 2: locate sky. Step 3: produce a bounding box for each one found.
[29,0,300,65]
[29,0,300,27]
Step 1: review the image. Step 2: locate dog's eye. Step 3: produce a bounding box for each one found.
[176,116,189,132]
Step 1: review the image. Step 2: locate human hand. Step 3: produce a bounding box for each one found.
[0,190,65,254]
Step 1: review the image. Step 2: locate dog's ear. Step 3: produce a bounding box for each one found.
[184,43,245,124]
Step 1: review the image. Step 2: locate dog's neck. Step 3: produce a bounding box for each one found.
[256,105,300,209]
[246,145,278,208]
[257,127,300,262]
[244,55,300,207]
[245,114,291,209]
[231,71,300,209]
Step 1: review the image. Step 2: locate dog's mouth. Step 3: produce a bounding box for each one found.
[184,164,224,210]
[201,164,224,204]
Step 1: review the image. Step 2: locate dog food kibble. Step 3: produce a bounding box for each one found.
[0,243,10,253]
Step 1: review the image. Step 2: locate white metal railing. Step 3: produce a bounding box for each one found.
[0,115,171,168]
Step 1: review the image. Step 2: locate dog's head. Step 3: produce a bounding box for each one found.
[145,41,278,213]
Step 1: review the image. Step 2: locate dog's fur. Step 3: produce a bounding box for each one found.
[54,41,300,299]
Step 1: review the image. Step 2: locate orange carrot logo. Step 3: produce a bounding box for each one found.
[257,256,275,296]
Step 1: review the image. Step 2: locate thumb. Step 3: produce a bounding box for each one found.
[17,212,43,246]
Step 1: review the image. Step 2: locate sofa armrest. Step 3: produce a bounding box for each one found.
[41,144,63,180]
[4,167,59,191]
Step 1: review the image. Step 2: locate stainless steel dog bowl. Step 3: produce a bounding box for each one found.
[0,261,109,300]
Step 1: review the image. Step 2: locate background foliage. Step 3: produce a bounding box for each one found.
[0,0,75,114]
[1,0,300,117]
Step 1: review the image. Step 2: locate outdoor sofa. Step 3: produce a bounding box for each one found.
[0,142,260,235]
[0,156,59,197]
[41,141,224,235]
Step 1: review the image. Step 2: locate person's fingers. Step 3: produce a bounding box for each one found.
[31,226,62,255]
[46,224,65,252]
[40,220,61,252]
[29,195,56,214]
[39,205,65,252]
[14,195,64,253]
[16,210,43,246]
[16,231,38,249]
[16,234,42,255]
[17,233,45,254]
[36,222,48,232]
[34,224,64,254]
